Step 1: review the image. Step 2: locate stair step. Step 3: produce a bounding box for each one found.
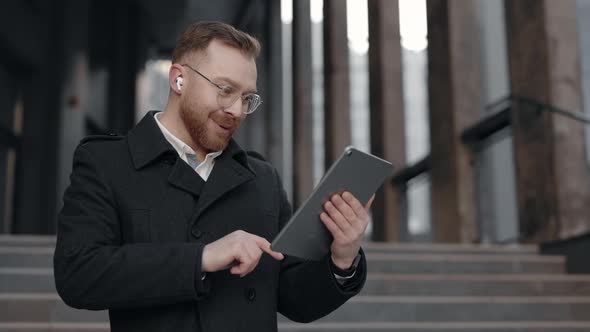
[0,236,56,247]
[0,237,580,329]
[277,296,590,323]
[3,294,590,323]
[0,268,55,293]
[0,294,107,323]
[0,238,539,254]
[362,273,590,296]
[1,322,590,332]
[0,248,54,267]
[363,242,538,255]
[366,253,565,274]
[2,268,589,296]
[0,249,565,275]
[0,322,108,331]
[279,321,590,331]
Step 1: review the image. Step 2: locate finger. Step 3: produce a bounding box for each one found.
[234,259,257,278]
[341,192,370,230]
[342,191,367,218]
[230,251,251,275]
[320,211,347,241]
[324,200,354,235]
[253,235,285,260]
[222,259,240,270]
[261,243,285,261]
[331,194,359,222]
[231,242,256,275]
[364,194,376,211]
[251,234,270,248]
[229,261,243,275]
[245,241,263,265]
[242,242,263,276]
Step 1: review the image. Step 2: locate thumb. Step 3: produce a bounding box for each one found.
[364,194,376,211]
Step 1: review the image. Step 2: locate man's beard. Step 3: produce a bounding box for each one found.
[179,97,240,153]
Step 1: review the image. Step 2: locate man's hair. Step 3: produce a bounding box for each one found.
[171,21,261,63]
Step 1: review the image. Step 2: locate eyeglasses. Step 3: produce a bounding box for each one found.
[181,64,262,115]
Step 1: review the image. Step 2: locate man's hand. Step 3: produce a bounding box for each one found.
[201,230,284,277]
[320,192,375,270]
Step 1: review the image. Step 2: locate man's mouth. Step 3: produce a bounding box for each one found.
[217,123,231,130]
[211,119,234,135]
[211,113,236,132]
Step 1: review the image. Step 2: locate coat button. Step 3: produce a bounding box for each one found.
[246,288,256,302]
[191,228,202,239]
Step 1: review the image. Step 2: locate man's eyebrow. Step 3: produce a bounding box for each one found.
[216,76,257,94]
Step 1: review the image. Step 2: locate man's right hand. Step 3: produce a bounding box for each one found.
[201,230,284,277]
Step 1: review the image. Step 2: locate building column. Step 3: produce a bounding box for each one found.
[292,0,315,208]
[323,0,351,168]
[505,0,590,241]
[368,0,406,241]
[265,0,285,181]
[426,0,481,242]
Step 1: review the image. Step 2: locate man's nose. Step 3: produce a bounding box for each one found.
[223,97,243,117]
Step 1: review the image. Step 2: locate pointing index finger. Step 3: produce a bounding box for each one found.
[253,235,284,261]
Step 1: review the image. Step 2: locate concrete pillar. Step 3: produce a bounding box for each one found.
[292,0,315,208]
[265,0,285,181]
[505,0,590,241]
[367,0,406,241]
[474,0,518,243]
[426,0,481,242]
[323,0,351,168]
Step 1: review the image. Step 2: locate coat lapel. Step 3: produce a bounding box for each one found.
[128,111,204,197]
[128,111,257,213]
[191,140,255,221]
[167,159,205,197]
[128,111,176,169]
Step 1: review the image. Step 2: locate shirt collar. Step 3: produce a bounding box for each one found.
[127,111,255,176]
[154,111,222,163]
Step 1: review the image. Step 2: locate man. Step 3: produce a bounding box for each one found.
[54,21,372,332]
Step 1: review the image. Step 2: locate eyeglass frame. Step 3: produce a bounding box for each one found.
[180,64,262,114]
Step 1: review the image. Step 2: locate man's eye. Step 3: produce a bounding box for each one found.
[220,86,234,96]
[243,95,253,103]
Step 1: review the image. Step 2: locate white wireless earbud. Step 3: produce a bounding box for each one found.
[176,77,183,91]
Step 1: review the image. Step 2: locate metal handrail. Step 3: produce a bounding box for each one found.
[507,94,590,124]
[461,106,511,146]
[391,94,590,187]
[391,156,430,186]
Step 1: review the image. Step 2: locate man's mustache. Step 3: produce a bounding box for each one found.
[211,112,239,130]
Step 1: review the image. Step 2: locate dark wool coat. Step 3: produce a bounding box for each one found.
[54,111,366,332]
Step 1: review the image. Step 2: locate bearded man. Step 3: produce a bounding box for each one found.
[54,21,371,332]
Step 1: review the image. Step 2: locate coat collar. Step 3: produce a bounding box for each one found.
[127,111,255,176]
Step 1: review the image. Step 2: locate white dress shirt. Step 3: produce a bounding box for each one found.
[154,112,222,181]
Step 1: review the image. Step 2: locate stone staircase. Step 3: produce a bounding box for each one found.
[1,236,590,331]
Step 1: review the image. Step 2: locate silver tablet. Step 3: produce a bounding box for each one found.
[271,146,394,260]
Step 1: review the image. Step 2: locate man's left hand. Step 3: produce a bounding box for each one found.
[320,192,375,270]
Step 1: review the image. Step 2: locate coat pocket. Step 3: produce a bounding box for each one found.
[130,209,151,242]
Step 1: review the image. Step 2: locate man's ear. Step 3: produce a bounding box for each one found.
[169,64,184,95]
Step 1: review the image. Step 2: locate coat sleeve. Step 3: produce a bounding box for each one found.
[54,144,210,311]
[273,169,367,323]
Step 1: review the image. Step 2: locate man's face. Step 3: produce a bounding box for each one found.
[179,40,258,153]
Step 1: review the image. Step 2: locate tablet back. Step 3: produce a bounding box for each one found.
[271,146,393,260]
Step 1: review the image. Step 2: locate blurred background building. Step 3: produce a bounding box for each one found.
[4,1,590,330]
[1,0,590,249]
